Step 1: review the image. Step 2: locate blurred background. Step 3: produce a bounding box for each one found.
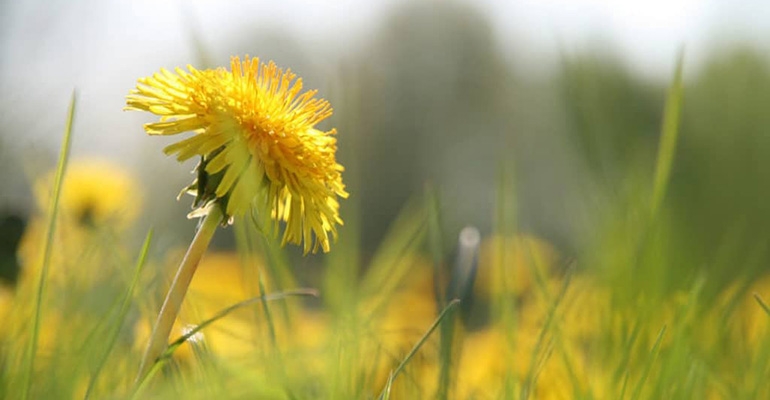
[2,0,770,292]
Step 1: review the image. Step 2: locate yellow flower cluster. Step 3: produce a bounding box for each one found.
[167,234,770,399]
[126,56,348,253]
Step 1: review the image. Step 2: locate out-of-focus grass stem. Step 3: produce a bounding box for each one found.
[20,91,76,400]
[651,51,684,216]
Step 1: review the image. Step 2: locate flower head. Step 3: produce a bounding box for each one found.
[126,56,347,253]
[17,159,142,289]
[34,158,142,230]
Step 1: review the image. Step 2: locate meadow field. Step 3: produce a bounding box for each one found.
[1,2,770,399]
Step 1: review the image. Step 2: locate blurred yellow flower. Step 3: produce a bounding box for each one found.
[555,275,612,342]
[126,56,348,253]
[175,251,309,361]
[172,252,256,358]
[16,159,141,289]
[0,283,12,338]
[707,275,770,352]
[475,235,559,299]
[34,158,142,229]
[184,252,251,313]
[372,272,437,387]
[136,251,336,378]
[738,275,770,347]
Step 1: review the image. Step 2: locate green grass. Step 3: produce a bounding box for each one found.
[2,51,770,400]
[20,92,76,400]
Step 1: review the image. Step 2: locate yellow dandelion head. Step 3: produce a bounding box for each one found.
[34,158,142,229]
[126,56,347,254]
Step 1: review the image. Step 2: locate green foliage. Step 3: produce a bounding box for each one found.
[3,17,770,400]
[21,92,76,400]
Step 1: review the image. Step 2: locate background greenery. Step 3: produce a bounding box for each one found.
[1,1,770,399]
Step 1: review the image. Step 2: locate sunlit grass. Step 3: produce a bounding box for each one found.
[1,54,770,400]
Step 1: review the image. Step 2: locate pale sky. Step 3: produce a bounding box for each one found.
[1,0,769,162]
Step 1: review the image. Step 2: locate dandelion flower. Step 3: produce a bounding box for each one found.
[16,159,142,289]
[126,56,347,253]
[34,158,142,229]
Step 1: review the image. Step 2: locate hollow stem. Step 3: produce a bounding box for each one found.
[135,205,223,385]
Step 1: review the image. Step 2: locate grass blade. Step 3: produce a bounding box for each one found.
[651,51,684,215]
[492,160,519,399]
[619,371,630,400]
[425,185,446,309]
[236,219,300,400]
[521,267,573,400]
[84,229,153,399]
[425,188,453,400]
[360,196,426,315]
[132,288,317,397]
[20,91,76,400]
[630,325,667,400]
[166,288,318,353]
[381,372,395,400]
[379,299,461,400]
[753,293,770,317]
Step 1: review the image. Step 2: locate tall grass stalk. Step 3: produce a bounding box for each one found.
[493,162,519,398]
[426,187,451,400]
[20,92,76,400]
[651,51,684,216]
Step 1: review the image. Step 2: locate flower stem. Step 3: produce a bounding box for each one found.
[135,206,222,385]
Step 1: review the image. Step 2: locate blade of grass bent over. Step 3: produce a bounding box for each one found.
[166,288,318,354]
[20,91,76,400]
[131,288,318,398]
[84,230,153,399]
